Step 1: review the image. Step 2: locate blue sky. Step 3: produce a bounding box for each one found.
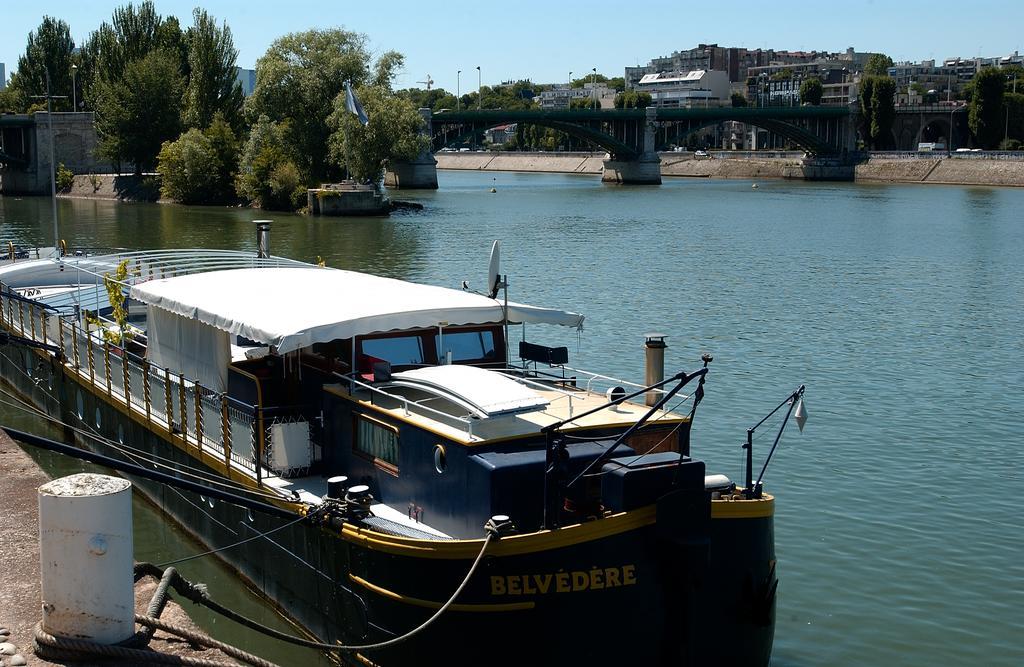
[2,1,1021,91]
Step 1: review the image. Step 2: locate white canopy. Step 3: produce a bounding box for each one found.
[130,267,584,354]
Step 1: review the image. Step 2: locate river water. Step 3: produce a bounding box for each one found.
[2,171,1022,666]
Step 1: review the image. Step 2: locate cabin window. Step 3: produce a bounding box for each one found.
[361,336,425,366]
[436,330,497,363]
[354,414,399,472]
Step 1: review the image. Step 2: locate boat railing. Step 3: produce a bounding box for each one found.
[3,244,48,262]
[494,370,578,419]
[503,364,675,403]
[561,365,675,401]
[0,286,266,485]
[57,249,308,288]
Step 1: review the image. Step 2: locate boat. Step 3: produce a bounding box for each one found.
[0,229,798,666]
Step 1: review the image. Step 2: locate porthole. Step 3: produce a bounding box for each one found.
[95,407,102,429]
[118,425,125,445]
[433,444,447,474]
[76,390,84,419]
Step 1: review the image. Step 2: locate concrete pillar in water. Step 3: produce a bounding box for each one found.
[602,106,662,185]
[385,107,439,189]
[38,473,134,644]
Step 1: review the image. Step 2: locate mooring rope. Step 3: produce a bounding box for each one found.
[131,527,497,654]
[33,622,275,667]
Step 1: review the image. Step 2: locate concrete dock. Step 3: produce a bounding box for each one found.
[0,429,239,666]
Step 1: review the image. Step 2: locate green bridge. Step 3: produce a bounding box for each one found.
[379,105,858,186]
[432,106,852,158]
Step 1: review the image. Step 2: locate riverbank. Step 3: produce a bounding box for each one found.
[0,430,238,666]
[435,152,1024,187]
[58,174,162,202]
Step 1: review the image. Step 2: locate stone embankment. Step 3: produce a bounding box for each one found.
[0,430,236,666]
[58,174,161,202]
[436,152,1024,187]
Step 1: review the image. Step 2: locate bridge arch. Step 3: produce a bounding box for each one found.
[431,117,638,158]
[430,107,851,159]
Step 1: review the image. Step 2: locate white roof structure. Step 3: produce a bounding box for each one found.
[390,366,549,418]
[639,69,708,85]
[131,267,584,354]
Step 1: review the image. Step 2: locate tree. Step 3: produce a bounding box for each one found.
[94,49,184,173]
[156,113,238,203]
[1004,92,1024,147]
[870,77,896,149]
[864,53,894,77]
[431,94,458,111]
[328,86,430,184]
[246,29,373,184]
[969,67,1008,149]
[156,128,219,203]
[731,91,748,108]
[88,2,186,87]
[0,88,24,113]
[183,8,243,131]
[800,78,823,105]
[613,90,651,109]
[204,113,240,200]
[236,115,304,210]
[7,16,76,112]
[859,77,877,145]
[571,73,608,88]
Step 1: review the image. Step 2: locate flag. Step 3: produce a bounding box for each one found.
[345,82,369,126]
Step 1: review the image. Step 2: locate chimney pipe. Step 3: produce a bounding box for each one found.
[255,220,271,259]
[644,334,667,407]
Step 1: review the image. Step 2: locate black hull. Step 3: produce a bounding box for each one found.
[1,343,776,666]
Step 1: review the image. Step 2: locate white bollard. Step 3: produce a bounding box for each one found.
[38,473,134,644]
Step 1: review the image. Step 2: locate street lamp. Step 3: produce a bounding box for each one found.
[71,64,78,111]
[476,66,481,110]
[568,71,572,110]
[457,70,461,111]
[592,67,597,110]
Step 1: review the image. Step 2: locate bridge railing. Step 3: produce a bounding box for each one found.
[868,150,1024,161]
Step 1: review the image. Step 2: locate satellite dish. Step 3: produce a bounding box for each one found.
[487,240,501,298]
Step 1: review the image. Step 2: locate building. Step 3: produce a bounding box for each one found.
[636,70,731,107]
[887,60,959,100]
[235,67,256,97]
[627,44,752,89]
[0,63,6,91]
[484,123,517,145]
[747,61,859,107]
[943,51,1023,83]
[627,44,880,91]
[536,83,615,109]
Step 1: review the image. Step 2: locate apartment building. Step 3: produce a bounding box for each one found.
[636,69,731,107]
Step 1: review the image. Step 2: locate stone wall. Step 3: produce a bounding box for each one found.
[436,152,1024,187]
[0,112,112,194]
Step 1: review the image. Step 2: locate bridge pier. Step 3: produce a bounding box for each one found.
[385,108,438,189]
[782,156,855,181]
[601,107,662,185]
[601,155,662,184]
